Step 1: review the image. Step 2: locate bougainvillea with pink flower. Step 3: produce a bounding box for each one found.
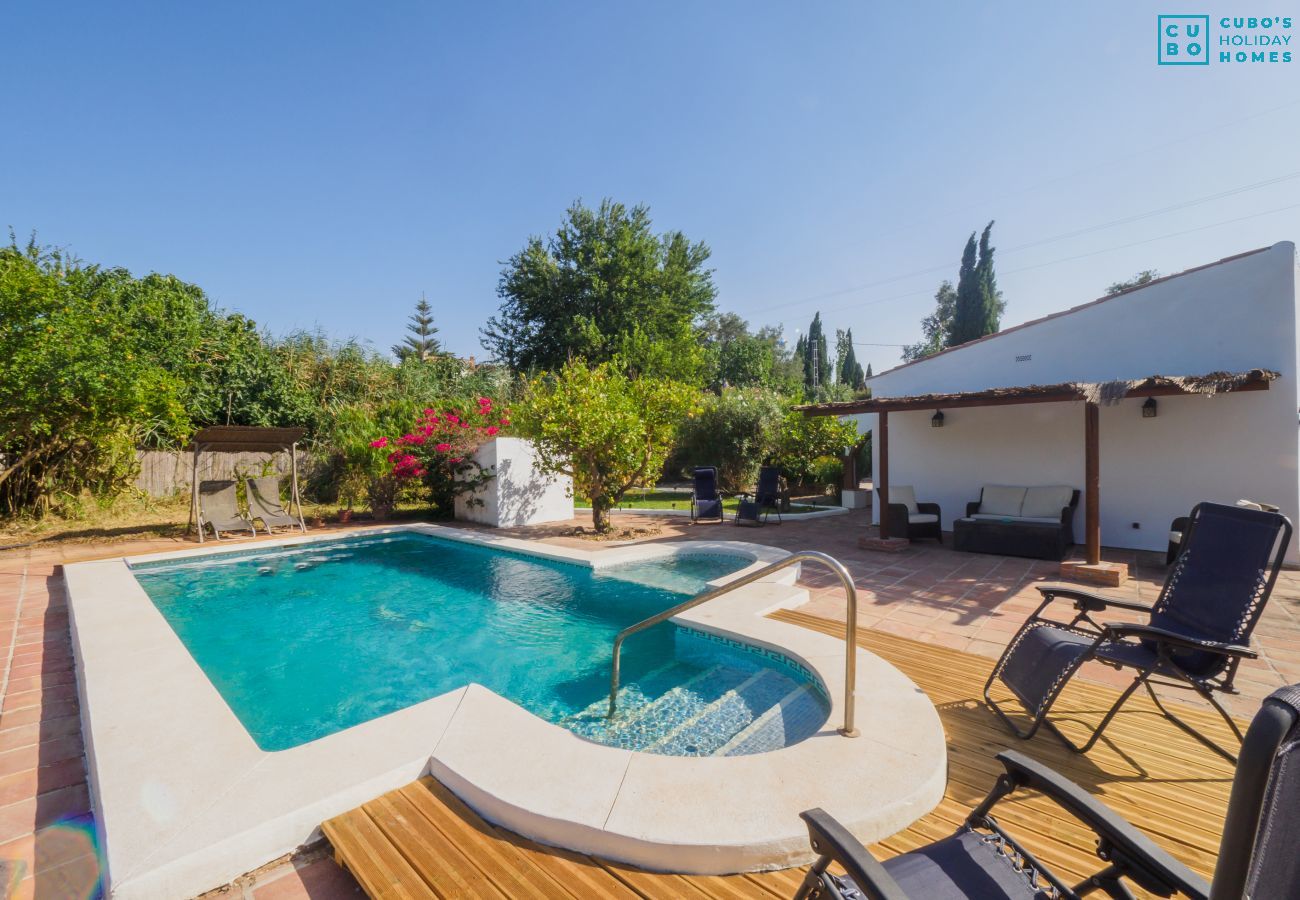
[370,397,510,514]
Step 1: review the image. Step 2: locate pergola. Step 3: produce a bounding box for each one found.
[187,426,307,543]
[799,369,1278,567]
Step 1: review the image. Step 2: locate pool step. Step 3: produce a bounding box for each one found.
[565,661,707,725]
[563,661,830,756]
[645,668,779,756]
[714,682,826,757]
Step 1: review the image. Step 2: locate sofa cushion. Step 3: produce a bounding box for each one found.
[1021,485,1074,519]
[888,485,919,515]
[979,485,1026,517]
[908,513,938,524]
[969,513,1060,525]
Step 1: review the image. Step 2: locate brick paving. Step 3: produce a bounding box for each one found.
[0,508,1296,897]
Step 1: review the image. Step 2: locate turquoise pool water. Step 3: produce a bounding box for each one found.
[131,532,829,753]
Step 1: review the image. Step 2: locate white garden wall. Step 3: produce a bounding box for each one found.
[861,241,1299,558]
[454,437,573,527]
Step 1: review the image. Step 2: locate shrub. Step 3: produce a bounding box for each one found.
[370,397,507,516]
[775,412,859,486]
[675,388,785,492]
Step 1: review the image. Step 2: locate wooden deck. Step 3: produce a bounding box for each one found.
[323,609,1240,899]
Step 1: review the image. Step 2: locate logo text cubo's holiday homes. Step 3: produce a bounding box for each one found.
[1158,14,1292,65]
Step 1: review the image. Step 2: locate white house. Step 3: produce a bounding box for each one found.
[809,241,1299,564]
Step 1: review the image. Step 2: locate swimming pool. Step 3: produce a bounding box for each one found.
[131,532,830,754]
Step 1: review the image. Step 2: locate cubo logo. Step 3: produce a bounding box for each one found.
[1159,15,1210,64]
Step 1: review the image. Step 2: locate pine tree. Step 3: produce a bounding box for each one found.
[864,362,873,379]
[393,294,441,362]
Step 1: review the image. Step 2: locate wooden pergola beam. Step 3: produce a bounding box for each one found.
[798,374,1272,417]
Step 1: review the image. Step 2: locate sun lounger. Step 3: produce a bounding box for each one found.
[246,476,305,534]
[198,480,256,540]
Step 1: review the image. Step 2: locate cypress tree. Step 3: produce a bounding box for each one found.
[975,220,1005,334]
[838,328,861,388]
[946,221,1002,347]
[946,232,981,348]
[802,312,828,392]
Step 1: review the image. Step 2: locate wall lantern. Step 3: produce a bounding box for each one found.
[931,410,945,428]
[1141,397,1158,419]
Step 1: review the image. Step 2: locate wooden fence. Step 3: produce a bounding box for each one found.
[134,450,295,497]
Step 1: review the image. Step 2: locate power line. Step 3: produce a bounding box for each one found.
[814,199,1300,320]
[845,96,1300,249]
[750,169,1300,317]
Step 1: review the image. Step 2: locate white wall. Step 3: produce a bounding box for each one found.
[866,241,1300,557]
[454,437,574,527]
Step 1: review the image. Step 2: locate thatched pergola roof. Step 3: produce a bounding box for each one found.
[797,369,1278,417]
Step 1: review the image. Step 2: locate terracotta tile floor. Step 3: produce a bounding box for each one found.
[1,507,1297,897]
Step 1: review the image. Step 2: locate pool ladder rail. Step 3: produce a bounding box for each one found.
[607,550,860,738]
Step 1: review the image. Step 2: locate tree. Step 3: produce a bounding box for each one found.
[515,360,696,532]
[946,221,1003,348]
[836,328,865,389]
[974,221,1005,335]
[482,199,716,380]
[801,312,829,394]
[0,239,191,514]
[1106,270,1160,295]
[865,363,873,379]
[393,294,441,362]
[901,281,957,361]
[675,388,785,491]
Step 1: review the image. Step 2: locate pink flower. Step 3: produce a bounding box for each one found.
[449,457,463,464]
[485,426,499,436]
[445,415,459,425]
[435,443,451,452]
[498,418,510,427]
[370,437,389,448]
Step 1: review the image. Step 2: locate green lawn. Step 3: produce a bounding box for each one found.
[574,489,832,514]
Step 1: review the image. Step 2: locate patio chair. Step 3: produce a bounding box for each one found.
[198,480,256,540]
[794,681,1300,900]
[983,501,1291,762]
[877,485,942,543]
[246,476,305,534]
[755,465,783,524]
[690,466,725,524]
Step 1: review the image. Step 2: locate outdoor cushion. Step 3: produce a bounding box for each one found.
[908,513,938,524]
[970,513,1060,525]
[980,485,1026,517]
[1021,485,1074,519]
[888,485,919,515]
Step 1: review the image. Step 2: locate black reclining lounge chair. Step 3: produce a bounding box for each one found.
[690,466,725,524]
[754,465,782,524]
[795,681,1300,900]
[984,501,1291,761]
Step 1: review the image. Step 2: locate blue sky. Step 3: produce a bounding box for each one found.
[3,2,1298,372]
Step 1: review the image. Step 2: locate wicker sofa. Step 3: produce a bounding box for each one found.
[952,485,1079,560]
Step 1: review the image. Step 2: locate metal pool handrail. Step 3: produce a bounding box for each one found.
[607,550,860,737]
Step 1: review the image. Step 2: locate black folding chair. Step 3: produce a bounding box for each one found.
[984,501,1291,761]
[690,466,724,524]
[795,683,1300,899]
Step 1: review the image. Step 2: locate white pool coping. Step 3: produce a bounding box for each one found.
[66,524,946,899]
[592,505,852,520]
